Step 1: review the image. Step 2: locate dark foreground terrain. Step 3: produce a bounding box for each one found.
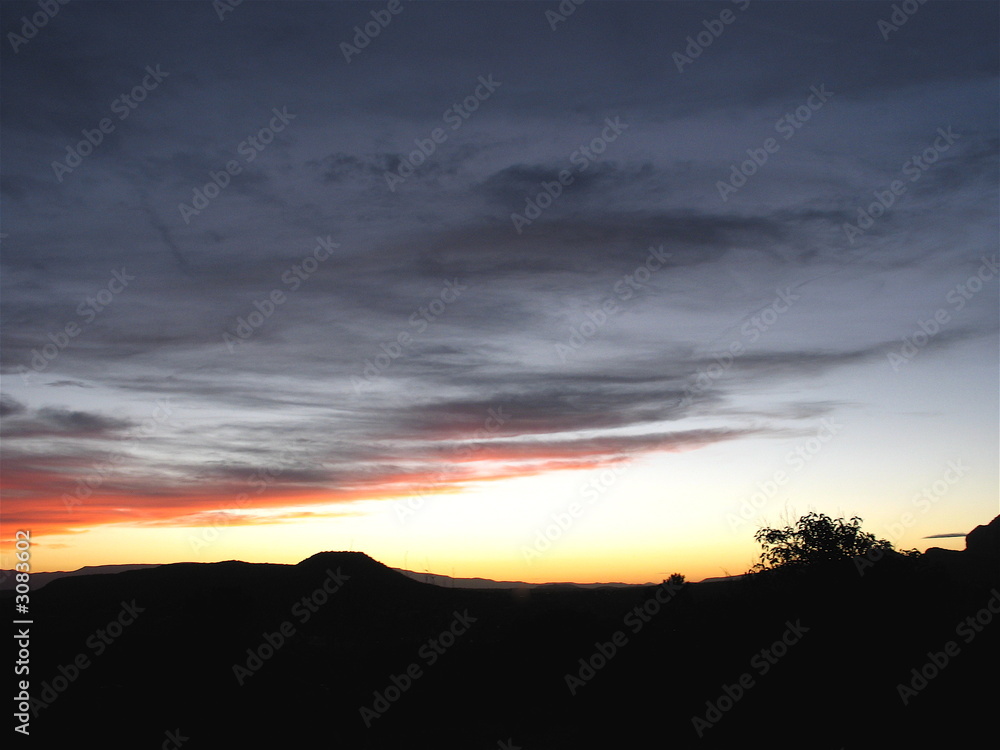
[11,517,999,749]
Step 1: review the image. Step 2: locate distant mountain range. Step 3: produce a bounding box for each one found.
[2,562,724,591]
[0,563,161,590]
[5,514,993,592]
[391,569,660,589]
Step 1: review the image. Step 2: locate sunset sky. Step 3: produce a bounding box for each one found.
[1,1,997,584]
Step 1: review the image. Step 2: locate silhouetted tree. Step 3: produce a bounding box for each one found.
[750,512,910,573]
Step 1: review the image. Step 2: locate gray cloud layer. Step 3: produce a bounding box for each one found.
[1,1,997,532]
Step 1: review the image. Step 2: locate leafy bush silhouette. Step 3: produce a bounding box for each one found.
[750,512,915,573]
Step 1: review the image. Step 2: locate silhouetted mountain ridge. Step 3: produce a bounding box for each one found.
[965,514,1000,558]
[16,516,999,749]
[0,563,161,591]
[296,550,427,589]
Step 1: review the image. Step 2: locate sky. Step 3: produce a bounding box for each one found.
[1,0,997,583]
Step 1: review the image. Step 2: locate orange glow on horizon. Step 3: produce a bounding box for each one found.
[2,436,985,584]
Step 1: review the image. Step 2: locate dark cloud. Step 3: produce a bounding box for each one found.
[0,1,995,538]
[1,406,133,440]
[0,394,27,418]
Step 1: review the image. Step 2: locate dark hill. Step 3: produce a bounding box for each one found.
[965,514,1000,558]
[295,550,428,589]
[922,513,1000,586]
[20,517,999,749]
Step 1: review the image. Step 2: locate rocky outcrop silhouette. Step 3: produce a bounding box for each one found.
[965,514,1000,558]
[922,514,1000,586]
